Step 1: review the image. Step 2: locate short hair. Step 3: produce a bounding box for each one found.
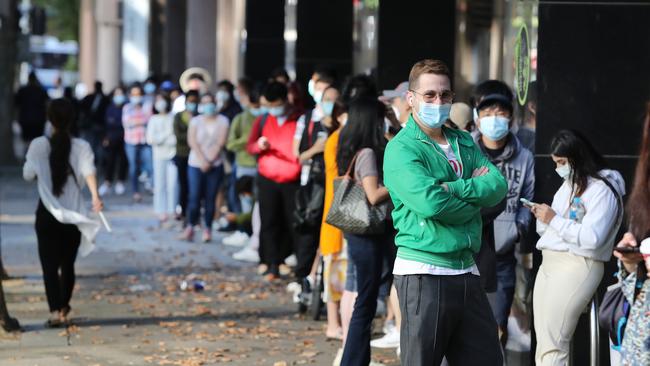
[408,59,451,90]
[471,80,514,114]
[262,81,288,102]
[235,176,254,194]
[185,90,200,100]
[270,68,290,81]
[217,79,234,93]
[188,73,204,82]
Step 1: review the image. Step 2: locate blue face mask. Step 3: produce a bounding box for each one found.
[417,102,451,129]
[249,107,264,116]
[321,101,334,117]
[113,94,126,105]
[129,95,143,105]
[186,102,198,114]
[479,115,510,141]
[240,194,253,213]
[268,105,285,117]
[199,103,217,115]
[144,83,156,95]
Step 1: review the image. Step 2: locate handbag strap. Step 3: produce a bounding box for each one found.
[343,151,362,178]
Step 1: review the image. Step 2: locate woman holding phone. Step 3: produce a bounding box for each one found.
[23,99,104,327]
[612,101,650,365]
[530,129,625,366]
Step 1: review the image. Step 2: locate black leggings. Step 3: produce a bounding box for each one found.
[35,201,81,312]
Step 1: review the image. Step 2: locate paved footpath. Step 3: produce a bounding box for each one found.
[0,169,400,366]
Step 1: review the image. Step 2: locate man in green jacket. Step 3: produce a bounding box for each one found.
[384,59,507,366]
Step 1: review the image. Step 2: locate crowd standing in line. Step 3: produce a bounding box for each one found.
[16,58,650,366]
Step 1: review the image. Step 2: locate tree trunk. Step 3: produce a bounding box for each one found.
[0,0,18,165]
[0,0,21,333]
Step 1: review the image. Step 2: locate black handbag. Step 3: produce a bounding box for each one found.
[325,152,388,235]
[598,281,631,349]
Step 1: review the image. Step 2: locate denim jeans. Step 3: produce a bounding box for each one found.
[124,143,147,193]
[493,252,517,328]
[153,158,178,216]
[341,230,394,366]
[187,165,224,229]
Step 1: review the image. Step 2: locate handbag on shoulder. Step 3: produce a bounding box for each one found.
[325,152,388,235]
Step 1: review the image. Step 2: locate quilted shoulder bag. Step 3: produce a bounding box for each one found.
[325,152,388,235]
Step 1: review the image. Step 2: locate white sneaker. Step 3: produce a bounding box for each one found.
[222,231,250,247]
[370,328,400,349]
[285,254,298,267]
[382,319,396,335]
[332,348,343,366]
[232,247,260,263]
[98,182,111,197]
[114,182,126,195]
[286,282,302,303]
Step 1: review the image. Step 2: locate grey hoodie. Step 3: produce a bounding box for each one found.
[475,133,535,254]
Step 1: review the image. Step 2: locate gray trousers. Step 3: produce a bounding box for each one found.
[395,273,503,366]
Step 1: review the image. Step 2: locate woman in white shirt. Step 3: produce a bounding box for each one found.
[23,99,104,327]
[529,129,624,366]
[180,93,230,243]
[146,93,177,225]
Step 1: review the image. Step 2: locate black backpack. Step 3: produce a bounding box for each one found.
[293,112,326,232]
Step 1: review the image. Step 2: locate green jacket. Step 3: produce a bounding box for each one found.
[173,111,191,158]
[384,115,507,270]
[226,110,257,168]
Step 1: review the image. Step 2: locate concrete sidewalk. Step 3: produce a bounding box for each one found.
[0,169,400,366]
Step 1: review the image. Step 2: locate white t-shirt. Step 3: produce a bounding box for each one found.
[393,139,479,276]
[188,115,230,168]
[146,114,176,160]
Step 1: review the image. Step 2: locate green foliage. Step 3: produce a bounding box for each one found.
[32,0,80,41]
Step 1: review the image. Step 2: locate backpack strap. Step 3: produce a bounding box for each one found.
[257,113,269,139]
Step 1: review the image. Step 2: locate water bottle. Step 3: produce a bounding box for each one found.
[569,197,586,223]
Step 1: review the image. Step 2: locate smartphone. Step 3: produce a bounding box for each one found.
[520,198,537,208]
[613,246,641,254]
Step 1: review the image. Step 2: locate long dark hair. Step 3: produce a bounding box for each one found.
[336,98,386,176]
[550,129,606,197]
[627,102,650,239]
[48,99,75,196]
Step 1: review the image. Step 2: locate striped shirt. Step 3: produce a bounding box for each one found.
[122,102,153,145]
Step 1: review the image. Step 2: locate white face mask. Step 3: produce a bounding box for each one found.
[555,164,572,180]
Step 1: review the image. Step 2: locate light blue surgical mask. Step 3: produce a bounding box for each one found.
[268,105,285,117]
[556,164,572,180]
[240,194,253,214]
[417,102,451,129]
[307,79,316,97]
[129,95,143,105]
[199,103,217,115]
[113,94,126,105]
[249,107,264,116]
[259,106,269,115]
[479,115,510,141]
[154,100,168,113]
[321,101,334,116]
[144,82,156,95]
[186,102,198,114]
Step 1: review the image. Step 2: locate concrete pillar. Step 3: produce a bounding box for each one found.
[78,0,97,91]
[121,0,150,84]
[216,0,245,82]
[162,0,187,81]
[186,0,217,89]
[95,0,121,91]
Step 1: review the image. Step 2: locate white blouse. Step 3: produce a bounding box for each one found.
[23,137,101,256]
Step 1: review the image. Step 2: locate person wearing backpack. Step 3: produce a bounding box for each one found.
[290,85,340,305]
[530,129,625,366]
[612,101,650,366]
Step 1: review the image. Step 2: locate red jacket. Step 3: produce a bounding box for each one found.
[246,112,301,183]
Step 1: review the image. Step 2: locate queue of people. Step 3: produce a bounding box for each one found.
[17,59,650,366]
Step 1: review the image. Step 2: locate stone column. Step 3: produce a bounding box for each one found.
[186,0,217,88]
[78,0,97,90]
[95,0,121,91]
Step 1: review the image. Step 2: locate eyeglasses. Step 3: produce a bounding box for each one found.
[410,89,455,103]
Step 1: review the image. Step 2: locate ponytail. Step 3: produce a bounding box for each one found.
[47,99,75,196]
